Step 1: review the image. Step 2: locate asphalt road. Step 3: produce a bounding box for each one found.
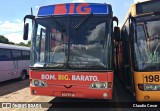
[0,76,159,111]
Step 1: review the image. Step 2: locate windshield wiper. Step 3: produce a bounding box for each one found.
[74,13,93,30]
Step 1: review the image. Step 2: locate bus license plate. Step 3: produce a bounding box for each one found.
[61,92,75,97]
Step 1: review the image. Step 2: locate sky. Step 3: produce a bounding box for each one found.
[0,0,148,43]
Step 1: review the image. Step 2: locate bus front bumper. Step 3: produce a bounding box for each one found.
[30,86,113,99]
[136,89,160,102]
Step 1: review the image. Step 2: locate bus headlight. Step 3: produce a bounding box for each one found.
[34,80,40,86]
[90,82,107,89]
[31,79,47,87]
[144,84,160,91]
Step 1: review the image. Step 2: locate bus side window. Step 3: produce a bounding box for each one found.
[11,50,22,60]
[22,51,30,60]
[0,49,12,61]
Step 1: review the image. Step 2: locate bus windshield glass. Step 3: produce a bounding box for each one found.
[134,19,160,70]
[30,15,113,70]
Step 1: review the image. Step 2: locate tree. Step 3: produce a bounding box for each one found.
[27,40,31,47]
[0,35,30,47]
[0,35,9,44]
[15,41,30,47]
[9,42,15,45]
[17,42,26,46]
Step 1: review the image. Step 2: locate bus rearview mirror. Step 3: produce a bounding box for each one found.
[113,16,119,26]
[23,23,29,40]
[114,27,120,42]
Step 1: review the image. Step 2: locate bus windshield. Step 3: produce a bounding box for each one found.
[30,15,113,70]
[134,19,160,70]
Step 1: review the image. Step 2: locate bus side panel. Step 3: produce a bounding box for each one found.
[22,60,30,75]
[0,61,15,82]
[14,60,30,78]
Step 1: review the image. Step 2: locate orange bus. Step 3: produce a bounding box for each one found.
[117,0,160,101]
[23,3,119,99]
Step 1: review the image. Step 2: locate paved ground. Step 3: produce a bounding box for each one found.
[0,76,159,111]
[0,79,52,111]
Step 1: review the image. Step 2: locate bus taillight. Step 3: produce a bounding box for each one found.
[138,84,144,90]
[108,82,112,88]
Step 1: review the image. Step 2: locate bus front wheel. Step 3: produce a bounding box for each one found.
[20,70,27,80]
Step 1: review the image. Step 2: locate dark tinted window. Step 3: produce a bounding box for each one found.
[22,51,30,60]
[11,50,22,60]
[0,49,12,61]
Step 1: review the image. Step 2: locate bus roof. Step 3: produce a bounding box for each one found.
[121,0,160,29]
[127,0,160,18]
[37,3,112,17]
[0,43,30,51]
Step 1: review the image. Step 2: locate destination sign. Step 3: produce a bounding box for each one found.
[37,3,109,16]
[136,0,160,15]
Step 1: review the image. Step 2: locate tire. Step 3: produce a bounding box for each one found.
[20,71,27,80]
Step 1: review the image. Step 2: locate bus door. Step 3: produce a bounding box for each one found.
[21,51,30,74]
[11,50,22,79]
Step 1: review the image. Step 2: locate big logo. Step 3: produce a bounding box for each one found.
[54,3,91,14]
